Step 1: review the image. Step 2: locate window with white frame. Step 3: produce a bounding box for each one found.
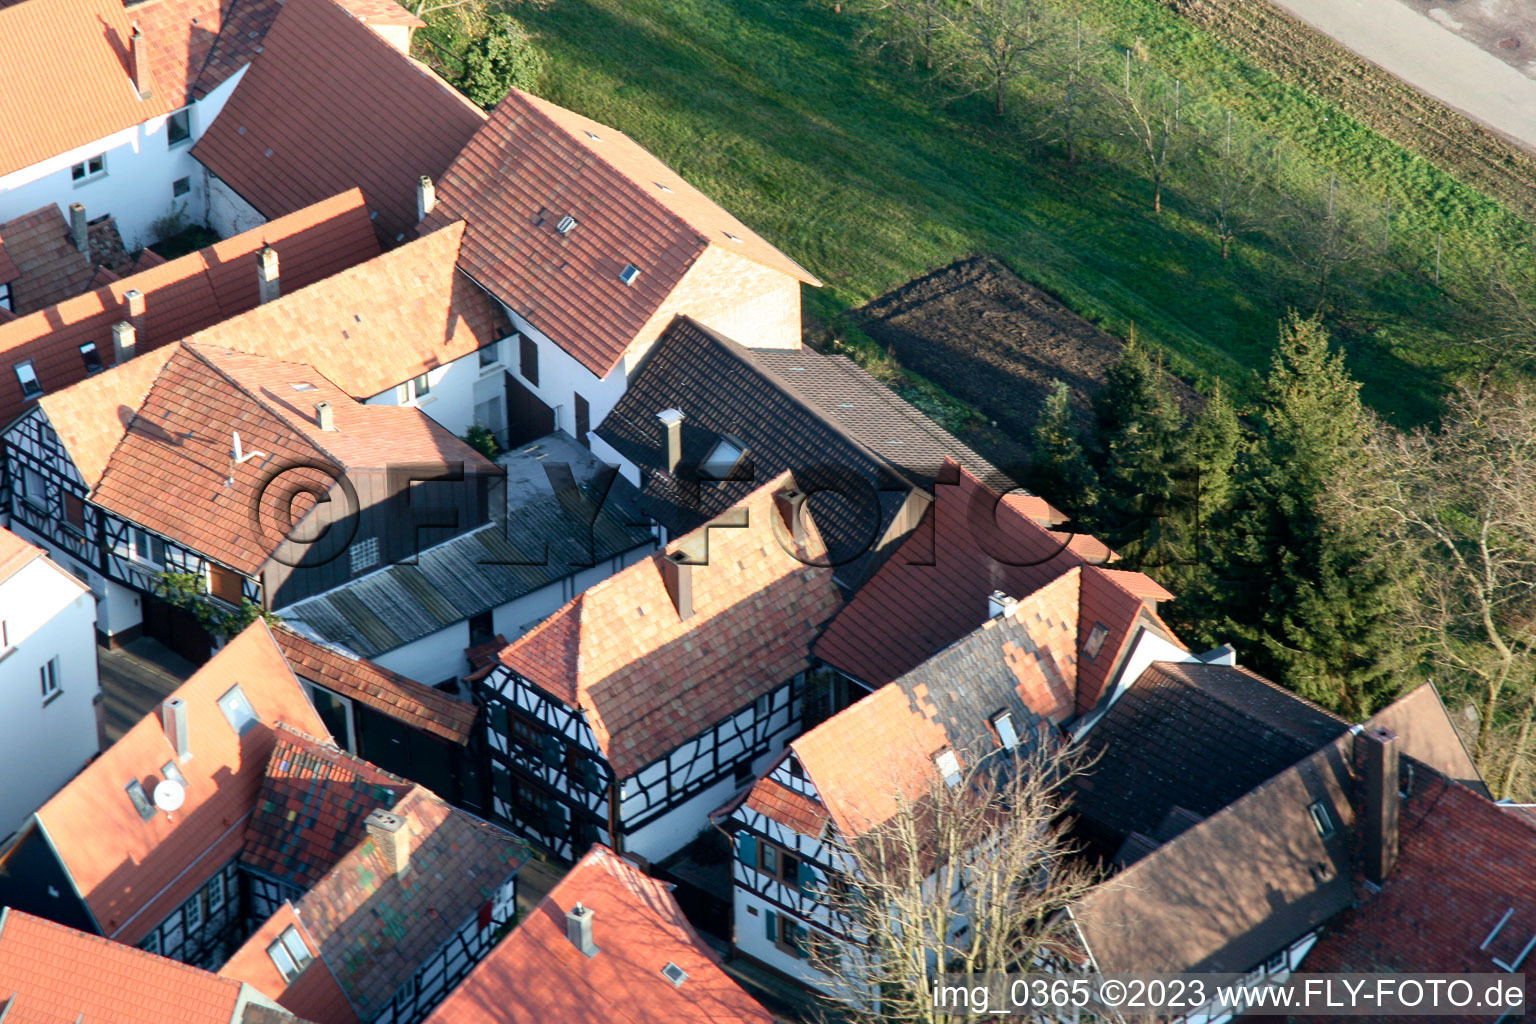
[700,437,745,480]
[217,685,259,735]
[0,282,11,312]
[992,711,1020,748]
[39,657,60,701]
[14,361,42,400]
[266,926,313,982]
[21,466,46,509]
[167,108,191,146]
[395,373,431,403]
[479,341,501,368]
[130,527,165,566]
[71,154,106,182]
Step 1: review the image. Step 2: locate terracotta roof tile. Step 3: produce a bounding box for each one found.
[425,92,817,376]
[744,778,829,837]
[32,621,331,944]
[813,462,1118,687]
[422,845,775,1024]
[86,341,496,574]
[497,473,843,778]
[240,727,409,889]
[0,525,44,584]
[0,0,178,177]
[0,205,95,314]
[273,625,477,743]
[225,787,530,1022]
[6,189,378,432]
[129,0,285,104]
[0,910,245,1024]
[219,904,358,1024]
[332,0,422,27]
[192,0,485,245]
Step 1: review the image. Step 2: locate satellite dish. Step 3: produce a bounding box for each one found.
[153,779,185,813]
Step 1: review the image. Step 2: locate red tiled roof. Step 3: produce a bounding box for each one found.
[2,189,379,430]
[177,221,501,399]
[0,205,94,314]
[425,89,818,376]
[240,727,409,890]
[130,0,286,104]
[0,0,178,177]
[0,910,246,1024]
[86,341,496,574]
[1075,564,1178,716]
[497,474,843,778]
[744,777,829,837]
[273,626,476,744]
[422,845,775,1024]
[332,0,422,27]
[227,786,529,1022]
[32,621,330,944]
[1298,773,1536,1014]
[813,461,1117,688]
[220,904,357,1024]
[192,0,485,245]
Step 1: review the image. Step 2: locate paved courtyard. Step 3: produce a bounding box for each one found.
[96,637,197,747]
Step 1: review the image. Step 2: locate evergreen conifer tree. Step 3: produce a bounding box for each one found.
[1029,380,1100,524]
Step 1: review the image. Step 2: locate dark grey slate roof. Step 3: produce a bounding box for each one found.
[1070,661,1348,861]
[595,317,1026,586]
[283,451,654,659]
[751,345,1023,492]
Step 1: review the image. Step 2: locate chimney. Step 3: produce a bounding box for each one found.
[660,549,693,621]
[773,487,807,548]
[364,809,410,876]
[112,321,137,364]
[315,401,335,431]
[123,288,146,320]
[1360,727,1400,885]
[988,590,1017,619]
[160,697,189,760]
[416,175,436,221]
[657,409,683,475]
[130,26,151,99]
[69,203,88,253]
[565,902,599,958]
[257,246,280,304]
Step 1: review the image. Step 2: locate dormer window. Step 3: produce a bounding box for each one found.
[700,437,745,480]
[556,214,577,235]
[935,749,962,787]
[125,779,155,820]
[618,264,641,286]
[217,685,259,735]
[14,361,41,400]
[79,344,103,375]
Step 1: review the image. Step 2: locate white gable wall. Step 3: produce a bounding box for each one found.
[0,554,99,835]
[0,68,247,250]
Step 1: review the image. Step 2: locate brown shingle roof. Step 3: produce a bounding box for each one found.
[422,845,775,1024]
[497,474,843,778]
[813,461,1117,688]
[0,0,178,177]
[0,205,94,314]
[273,626,476,743]
[0,911,247,1024]
[86,341,496,574]
[32,621,331,944]
[240,727,409,890]
[192,0,485,245]
[425,91,817,376]
[2,189,379,429]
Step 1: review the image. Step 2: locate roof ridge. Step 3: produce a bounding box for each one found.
[182,342,348,469]
[1154,659,1350,727]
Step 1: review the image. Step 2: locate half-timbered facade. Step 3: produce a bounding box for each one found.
[718,560,1191,989]
[472,474,844,863]
[0,622,333,962]
[220,785,530,1024]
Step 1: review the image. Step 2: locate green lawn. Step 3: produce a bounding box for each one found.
[495,0,1532,426]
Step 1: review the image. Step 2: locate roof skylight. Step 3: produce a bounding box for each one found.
[618,264,641,286]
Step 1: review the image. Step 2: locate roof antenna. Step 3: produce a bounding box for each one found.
[227,430,267,486]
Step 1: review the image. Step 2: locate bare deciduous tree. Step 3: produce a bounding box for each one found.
[1191,111,1273,259]
[1030,15,1109,165]
[1347,384,1536,796]
[807,739,1097,1023]
[1277,172,1383,308]
[852,0,957,75]
[946,0,1059,117]
[1102,50,1187,213]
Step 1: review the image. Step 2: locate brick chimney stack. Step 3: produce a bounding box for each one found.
[364,809,410,876]
[69,203,88,253]
[112,321,137,364]
[660,549,693,621]
[130,26,152,100]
